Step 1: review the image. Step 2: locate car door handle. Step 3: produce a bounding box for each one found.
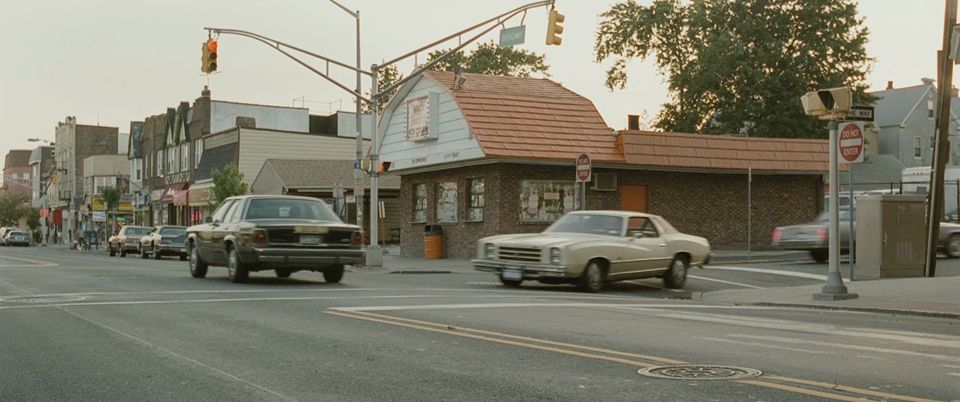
[659,243,667,248]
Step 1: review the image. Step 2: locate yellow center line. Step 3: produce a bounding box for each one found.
[329,309,940,402]
[345,309,686,365]
[763,375,940,402]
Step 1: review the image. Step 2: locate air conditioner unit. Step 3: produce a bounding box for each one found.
[591,173,617,191]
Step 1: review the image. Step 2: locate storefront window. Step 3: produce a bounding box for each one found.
[413,184,427,223]
[195,139,203,169]
[467,179,484,222]
[437,182,458,223]
[156,150,163,176]
[519,180,576,223]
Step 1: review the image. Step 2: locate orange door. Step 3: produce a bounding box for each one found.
[620,185,648,213]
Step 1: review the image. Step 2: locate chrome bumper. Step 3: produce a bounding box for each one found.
[472,259,570,278]
[245,247,365,267]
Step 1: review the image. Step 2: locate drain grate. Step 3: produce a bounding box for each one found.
[638,365,762,380]
[1,295,86,304]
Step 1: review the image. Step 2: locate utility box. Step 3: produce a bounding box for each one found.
[855,195,926,279]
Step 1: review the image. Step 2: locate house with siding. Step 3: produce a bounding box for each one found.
[869,78,960,168]
[377,71,831,259]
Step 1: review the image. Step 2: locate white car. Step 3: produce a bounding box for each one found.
[473,211,712,292]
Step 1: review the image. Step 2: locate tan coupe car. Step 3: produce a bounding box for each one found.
[473,211,712,292]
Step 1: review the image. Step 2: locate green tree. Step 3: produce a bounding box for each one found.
[0,193,29,227]
[101,186,121,212]
[209,164,248,208]
[595,0,874,138]
[364,64,404,113]
[25,208,40,231]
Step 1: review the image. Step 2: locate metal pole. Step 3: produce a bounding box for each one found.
[353,10,365,245]
[366,64,382,267]
[848,164,855,280]
[927,0,957,277]
[747,165,752,260]
[815,120,857,300]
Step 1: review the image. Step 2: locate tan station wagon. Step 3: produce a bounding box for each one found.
[473,211,712,292]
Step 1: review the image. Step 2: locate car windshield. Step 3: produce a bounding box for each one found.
[245,198,340,222]
[124,227,152,236]
[159,227,185,236]
[544,214,624,236]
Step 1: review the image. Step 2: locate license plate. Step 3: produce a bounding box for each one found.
[299,235,321,245]
[502,268,523,280]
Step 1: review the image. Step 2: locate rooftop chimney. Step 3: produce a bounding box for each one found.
[628,115,640,130]
[201,85,211,98]
[886,80,894,90]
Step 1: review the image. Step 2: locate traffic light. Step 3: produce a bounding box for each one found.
[377,161,392,173]
[545,9,565,46]
[201,39,218,73]
[800,87,851,119]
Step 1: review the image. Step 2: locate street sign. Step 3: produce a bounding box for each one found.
[576,153,592,183]
[92,212,106,222]
[499,25,526,47]
[839,122,865,164]
[846,106,874,122]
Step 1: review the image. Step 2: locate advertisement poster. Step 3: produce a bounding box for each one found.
[437,182,457,222]
[519,180,576,223]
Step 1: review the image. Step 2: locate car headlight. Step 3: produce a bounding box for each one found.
[550,247,562,264]
[484,243,495,258]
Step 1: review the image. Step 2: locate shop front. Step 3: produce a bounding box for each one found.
[152,182,189,226]
[187,180,212,225]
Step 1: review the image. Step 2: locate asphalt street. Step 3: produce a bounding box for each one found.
[1,246,958,401]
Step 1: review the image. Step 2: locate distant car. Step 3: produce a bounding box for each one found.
[139,226,188,260]
[772,210,960,262]
[472,211,712,292]
[186,195,364,283]
[108,226,153,257]
[3,230,30,247]
[0,227,11,246]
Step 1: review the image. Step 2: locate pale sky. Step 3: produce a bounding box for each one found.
[0,0,949,173]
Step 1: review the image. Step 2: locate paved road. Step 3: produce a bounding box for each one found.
[1,247,958,401]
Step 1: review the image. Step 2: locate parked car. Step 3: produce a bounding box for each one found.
[772,210,960,262]
[139,226,188,260]
[108,226,153,257]
[186,195,364,283]
[3,230,30,247]
[472,211,712,292]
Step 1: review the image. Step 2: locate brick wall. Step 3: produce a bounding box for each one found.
[399,163,822,259]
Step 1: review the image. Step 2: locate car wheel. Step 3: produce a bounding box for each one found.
[323,265,345,283]
[275,269,292,278]
[577,260,605,293]
[153,243,163,260]
[189,244,208,278]
[499,275,522,288]
[140,243,148,259]
[663,255,688,289]
[109,245,116,257]
[226,247,249,283]
[946,234,960,258]
[120,248,127,257]
[179,254,188,261]
[810,249,828,263]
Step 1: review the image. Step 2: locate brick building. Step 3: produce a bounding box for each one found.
[377,71,829,259]
[2,150,33,197]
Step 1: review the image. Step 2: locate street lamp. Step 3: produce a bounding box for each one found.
[328,0,365,249]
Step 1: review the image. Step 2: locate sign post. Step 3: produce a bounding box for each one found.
[576,153,591,211]
[839,121,865,281]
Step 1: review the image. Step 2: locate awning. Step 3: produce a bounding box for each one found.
[52,209,63,225]
[173,189,189,206]
[159,183,189,204]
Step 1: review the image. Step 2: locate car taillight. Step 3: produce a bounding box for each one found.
[772,229,782,242]
[252,229,268,245]
[352,231,364,246]
[817,227,828,240]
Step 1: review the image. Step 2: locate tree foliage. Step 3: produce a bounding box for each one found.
[0,193,29,227]
[364,64,404,113]
[210,164,248,208]
[595,0,874,138]
[101,186,121,212]
[25,208,40,231]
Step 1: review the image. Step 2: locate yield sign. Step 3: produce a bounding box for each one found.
[838,122,864,164]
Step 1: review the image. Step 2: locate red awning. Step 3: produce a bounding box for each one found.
[52,209,63,225]
[160,183,189,204]
[173,187,189,206]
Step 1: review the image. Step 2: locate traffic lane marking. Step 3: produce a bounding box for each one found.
[705,265,849,282]
[0,254,58,267]
[727,334,960,362]
[326,309,938,402]
[687,275,763,289]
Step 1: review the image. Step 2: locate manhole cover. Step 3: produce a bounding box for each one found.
[0,295,86,304]
[638,365,762,380]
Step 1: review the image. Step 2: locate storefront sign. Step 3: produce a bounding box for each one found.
[406,96,430,141]
[188,188,210,206]
[92,211,106,222]
[160,183,188,204]
[91,196,106,211]
[119,201,133,212]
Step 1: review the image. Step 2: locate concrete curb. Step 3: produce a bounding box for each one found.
[742,302,960,320]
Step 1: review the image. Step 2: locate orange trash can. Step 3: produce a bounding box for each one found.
[424,225,444,260]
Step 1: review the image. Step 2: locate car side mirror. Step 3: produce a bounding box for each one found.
[204,216,213,224]
[631,232,645,239]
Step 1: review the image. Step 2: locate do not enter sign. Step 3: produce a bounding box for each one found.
[838,122,864,164]
[576,153,592,182]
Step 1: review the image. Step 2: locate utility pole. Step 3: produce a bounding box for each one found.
[367,64,382,266]
[927,0,957,277]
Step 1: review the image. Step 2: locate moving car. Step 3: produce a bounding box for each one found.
[3,230,30,247]
[0,227,11,246]
[139,226,188,260]
[186,195,364,283]
[772,210,960,262]
[108,226,153,257]
[472,211,712,292]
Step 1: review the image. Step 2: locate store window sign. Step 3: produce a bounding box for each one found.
[91,196,106,211]
[520,180,576,223]
[406,96,429,141]
[437,182,457,222]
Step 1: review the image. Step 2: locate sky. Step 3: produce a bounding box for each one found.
[0,0,950,179]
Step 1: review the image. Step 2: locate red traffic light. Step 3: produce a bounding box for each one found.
[207,40,218,53]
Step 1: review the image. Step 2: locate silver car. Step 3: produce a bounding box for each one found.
[473,211,712,292]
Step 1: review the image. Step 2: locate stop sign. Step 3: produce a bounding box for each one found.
[576,153,591,182]
[838,122,864,164]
